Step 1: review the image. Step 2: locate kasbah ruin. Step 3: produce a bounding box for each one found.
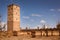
[0,4,60,40]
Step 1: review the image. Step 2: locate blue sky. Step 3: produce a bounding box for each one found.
[0,0,60,29]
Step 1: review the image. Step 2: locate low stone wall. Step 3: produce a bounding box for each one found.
[20,30,60,36]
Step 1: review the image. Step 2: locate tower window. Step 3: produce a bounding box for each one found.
[16,12,17,14]
[11,7,13,9]
[16,18,17,20]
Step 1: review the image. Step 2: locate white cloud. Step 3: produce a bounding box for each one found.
[57,9,60,11]
[37,25,42,27]
[0,22,7,31]
[50,9,60,12]
[40,20,46,23]
[32,14,42,17]
[30,19,34,22]
[52,14,56,16]
[22,16,30,19]
[34,25,42,29]
[0,22,6,27]
[50,9,55,11]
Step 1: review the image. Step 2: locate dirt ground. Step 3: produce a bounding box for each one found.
[0,35,60,40]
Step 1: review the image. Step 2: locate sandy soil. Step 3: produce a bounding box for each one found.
[0,35,60,40]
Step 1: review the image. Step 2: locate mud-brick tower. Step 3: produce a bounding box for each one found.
[7,4,20,36]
